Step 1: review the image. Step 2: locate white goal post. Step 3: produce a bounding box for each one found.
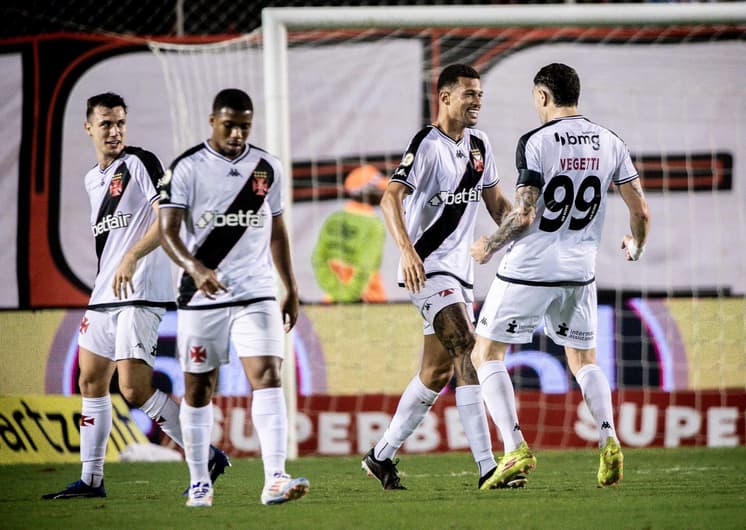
[260,3,746,459]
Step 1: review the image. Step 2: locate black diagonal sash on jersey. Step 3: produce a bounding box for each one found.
[178,159,275,306]
[413,135,486,261]
[94,161,131,271]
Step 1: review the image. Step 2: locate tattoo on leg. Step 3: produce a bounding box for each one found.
[434,307,477,385]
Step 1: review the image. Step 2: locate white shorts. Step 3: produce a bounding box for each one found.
[78,306,165,366]
[476,277,597,349]
[177,300,284,374]
[409,274,475,336]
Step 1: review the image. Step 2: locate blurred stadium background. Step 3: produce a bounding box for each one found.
[1,1,745,464]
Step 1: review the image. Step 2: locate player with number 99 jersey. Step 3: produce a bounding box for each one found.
[498,116,638,286]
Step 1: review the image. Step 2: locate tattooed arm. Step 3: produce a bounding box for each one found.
[470,184,540,264]
[617,177,650,261]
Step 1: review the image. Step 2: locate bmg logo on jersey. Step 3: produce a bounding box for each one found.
[428,186,482,207]
[555,131,600,151]
[196,209,266,229]
[91,212,132,236]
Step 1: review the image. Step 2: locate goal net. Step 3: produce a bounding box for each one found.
[148,4,746,457]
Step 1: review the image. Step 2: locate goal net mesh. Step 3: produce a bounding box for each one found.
[148,17,746,453]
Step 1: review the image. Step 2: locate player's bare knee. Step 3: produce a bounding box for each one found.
[118,383,151,407]
[420,364,452,391]
[249,367,282,389]
[184,385,214,407]
[78,372,109,397]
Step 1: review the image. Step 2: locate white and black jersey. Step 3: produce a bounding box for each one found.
[84,146,173,309]
[391,125,499,288]
[159,141,283,309]
[498,115,638,285]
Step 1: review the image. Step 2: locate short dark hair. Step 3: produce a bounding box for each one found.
[86,92,127,119]
[437,64,480,92]
[212,88,253,114]
[533,63,580,107]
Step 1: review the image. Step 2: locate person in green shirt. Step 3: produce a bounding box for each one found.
[312,164,388,303]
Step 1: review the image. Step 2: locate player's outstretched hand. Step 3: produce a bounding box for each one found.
[112,252,137,299]
[470,235,495,264]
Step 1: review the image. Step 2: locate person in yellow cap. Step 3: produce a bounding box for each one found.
[311,164,388,303]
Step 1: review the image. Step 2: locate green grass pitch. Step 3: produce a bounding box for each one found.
[2,446,745,529]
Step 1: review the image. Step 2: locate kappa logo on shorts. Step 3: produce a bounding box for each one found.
[190,345,207,363]
[79,317,90,334]
[80,415,95,427]
[479,316,488,326]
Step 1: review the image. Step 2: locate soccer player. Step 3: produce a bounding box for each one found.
[470,63,650,488]
[43,92,229,500]
[158,88,309,507]
[362,64,515,491]
[311,164,388,303]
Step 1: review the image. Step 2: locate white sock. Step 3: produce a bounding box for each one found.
[179,400,212,485]
[575,364,618,447]
[252,387,288,484]
[477,360,524,453]
[455,385,497,476]
[80,395,112,488]
[139,389,184,448]
[374,375,439,462]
